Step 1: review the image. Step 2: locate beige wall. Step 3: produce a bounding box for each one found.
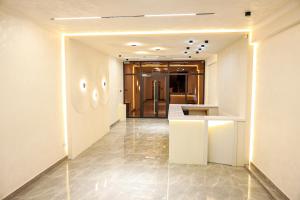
[252,23,300,200]
[66,39,123,159]
[217,38,251,118]
[205,55,218,105]
[0,9,65,199]
[108,57,123,125]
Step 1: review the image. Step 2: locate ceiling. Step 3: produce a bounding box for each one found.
[1,0,292,60]
[73,32,246,60]
[1,0,291,33]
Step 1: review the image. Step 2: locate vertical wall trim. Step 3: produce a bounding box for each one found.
[249,33,258,162]
[61,34,69,157]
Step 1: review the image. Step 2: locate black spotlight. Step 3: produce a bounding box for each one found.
[118,54,122,58]
[204,40,209,43]
[126,58,129,61]
[201,44,205,47]
[245,11,251,17]
[189,56,192,58]
[196,51,199,54]
[186,47,190,50]
[189,40,194,44]
[184,51,188,54]
[198,48,202,51]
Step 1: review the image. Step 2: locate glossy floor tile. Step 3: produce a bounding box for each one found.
[10,119,272,200]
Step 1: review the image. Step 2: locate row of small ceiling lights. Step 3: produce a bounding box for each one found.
[184,40,209,58]
[121,40,209,60]
[119,42,164,60]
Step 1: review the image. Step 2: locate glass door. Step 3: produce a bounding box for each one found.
[123,60,205,118]
[141,73,168,118]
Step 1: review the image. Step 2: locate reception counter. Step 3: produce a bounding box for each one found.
[168,104,246,166]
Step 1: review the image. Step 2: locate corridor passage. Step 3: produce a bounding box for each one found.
[11,119,271,200]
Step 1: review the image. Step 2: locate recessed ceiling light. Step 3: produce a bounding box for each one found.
[245,11,252,17]
[186,47,190,50]
[188,40,195,45]
[201,44,205,47]
[196,51,199,54]
[150,47,165,51]
[198,48,202,51]
[126,42,142,47]
[189,56,192,58]
[205,40,209,43]
[184,51,188,54]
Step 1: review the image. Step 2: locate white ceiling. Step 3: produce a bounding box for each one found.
[1,0,292,60]
[73,32,246,60]
[1,0,291,33]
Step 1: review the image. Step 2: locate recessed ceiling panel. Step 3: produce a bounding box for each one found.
[72,32,246,60]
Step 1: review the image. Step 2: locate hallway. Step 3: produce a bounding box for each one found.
[10,119,271,200]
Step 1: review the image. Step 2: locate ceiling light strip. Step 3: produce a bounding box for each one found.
[52,16,102,20]
[196,12,215,15]
[144,13,196,17]
[102,15,144,19]
[52,12,215,20]
[64,29,250,37]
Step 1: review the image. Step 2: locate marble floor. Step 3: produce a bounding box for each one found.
[10,119,272,200]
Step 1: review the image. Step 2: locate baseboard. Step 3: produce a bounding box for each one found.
[3,156,67,200]
[245,162,290,200]
[110,119,120,128]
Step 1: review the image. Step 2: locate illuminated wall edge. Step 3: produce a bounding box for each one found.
[249,32,258,162]
[60,29,255,160]
[61,34,69,156]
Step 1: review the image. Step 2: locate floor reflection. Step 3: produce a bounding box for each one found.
[10,119,272,200]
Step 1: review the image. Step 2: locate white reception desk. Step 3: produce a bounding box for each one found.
[168,104,247,166]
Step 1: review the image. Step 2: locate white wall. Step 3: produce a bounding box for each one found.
[66,39,123,159]
[252,23,300,200]
[108,58,123,125]
[217,38,251,118]
[0,9,65,199]
[205,55,218,105]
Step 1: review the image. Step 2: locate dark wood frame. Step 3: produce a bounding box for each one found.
[123,60,205,118]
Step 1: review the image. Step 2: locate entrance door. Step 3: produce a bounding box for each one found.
[141,73,168,118]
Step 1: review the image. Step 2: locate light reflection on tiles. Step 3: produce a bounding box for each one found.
[10,119,272,200]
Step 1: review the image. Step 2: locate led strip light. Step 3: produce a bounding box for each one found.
[51,12,215,20]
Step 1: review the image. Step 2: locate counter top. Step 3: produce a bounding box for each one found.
[168,104,245,121]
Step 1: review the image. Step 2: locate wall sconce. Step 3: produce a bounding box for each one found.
[80,79,87,91]
[102,79,107,89]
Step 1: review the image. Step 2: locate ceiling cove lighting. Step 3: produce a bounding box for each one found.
[64,29,250,37]
[52,12,215,20]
